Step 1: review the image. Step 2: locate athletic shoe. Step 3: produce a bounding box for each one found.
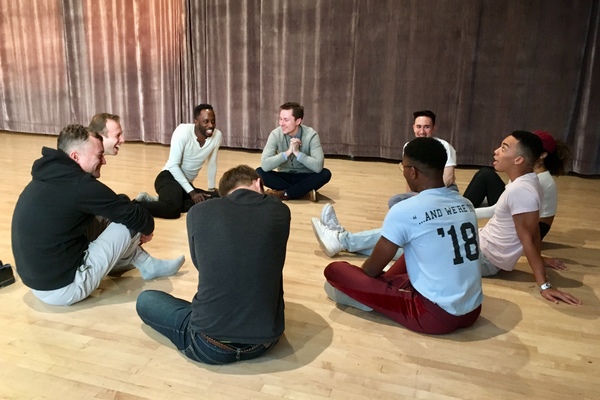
[311,217,344,257]
[265,189,288,200]
[309,189,318,202]
[320,203,345,232]
[136,192,159,202]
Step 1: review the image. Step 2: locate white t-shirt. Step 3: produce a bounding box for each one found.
[537,170,557,218]
[382,187,482,316]
[478,173,542,271]
[475,170,557,220]
[403,137,457,167]
[162,124,222,193]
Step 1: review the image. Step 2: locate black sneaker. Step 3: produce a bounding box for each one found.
[0,261,16,288]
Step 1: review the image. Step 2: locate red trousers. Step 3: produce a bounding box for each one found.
[324,256,481,334]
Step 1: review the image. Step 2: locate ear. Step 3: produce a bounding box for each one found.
[539,152,548,160]
[295,118,303,126]
[69,150,79,162]
[514,155,525,165]
[407,166,418,180]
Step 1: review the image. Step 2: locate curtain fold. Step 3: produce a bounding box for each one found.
[0,0,70,132]
[569,0,600,174]
[0,0,598,174]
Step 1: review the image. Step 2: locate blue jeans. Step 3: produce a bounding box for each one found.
[136,290,278,365]
[256,167,331,199]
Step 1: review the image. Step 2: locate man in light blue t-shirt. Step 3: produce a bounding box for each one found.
[316,137,482,335]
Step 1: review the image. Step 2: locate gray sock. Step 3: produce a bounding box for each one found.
[133,249,185,280]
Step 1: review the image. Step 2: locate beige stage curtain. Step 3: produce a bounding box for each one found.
[0,0,599,174]
[0,0,184,143]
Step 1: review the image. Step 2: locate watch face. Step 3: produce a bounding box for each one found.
[540,282,552,291]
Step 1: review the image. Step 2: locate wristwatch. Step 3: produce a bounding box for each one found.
[540,282,552,291]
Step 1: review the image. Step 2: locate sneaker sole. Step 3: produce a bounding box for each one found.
[320,203,331,223]
[310,218,339,257]
[320,204,344,232]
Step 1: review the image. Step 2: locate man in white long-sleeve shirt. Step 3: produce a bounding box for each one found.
[136,104,222,219]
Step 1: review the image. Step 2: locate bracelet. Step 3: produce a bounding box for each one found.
[540,282,552,291]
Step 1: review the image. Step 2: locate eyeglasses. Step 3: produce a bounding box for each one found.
[399,163,420,173]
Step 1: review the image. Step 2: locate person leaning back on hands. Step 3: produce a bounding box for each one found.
[477,131,581,305]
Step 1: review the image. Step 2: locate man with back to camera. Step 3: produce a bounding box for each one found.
[11,124,184,306]
[256,102,331,202]
[388,110,457,208]
[321,137,482,334]
[136,165,290,364]
[136,104,222,219]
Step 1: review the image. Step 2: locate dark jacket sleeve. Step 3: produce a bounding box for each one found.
[77,175,154,235]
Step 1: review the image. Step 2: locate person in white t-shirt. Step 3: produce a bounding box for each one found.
[135,104,222,219]
[388,110,457,208]
[478,131,580,305]
[463,130,570,240]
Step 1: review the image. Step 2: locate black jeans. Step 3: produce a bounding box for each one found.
[139,170,214,219]
[463,167,505,207]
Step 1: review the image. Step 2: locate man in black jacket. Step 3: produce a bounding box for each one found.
[11,124,184,306]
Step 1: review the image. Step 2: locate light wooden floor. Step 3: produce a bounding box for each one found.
[1,131,599,400]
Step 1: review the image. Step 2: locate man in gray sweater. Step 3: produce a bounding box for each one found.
[257,102,331,202]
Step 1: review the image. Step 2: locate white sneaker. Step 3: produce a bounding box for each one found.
[320,203,344,232]
[311,217,344,257]
[136,192,159,202]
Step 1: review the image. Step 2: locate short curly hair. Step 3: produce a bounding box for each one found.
[57,124,103,153]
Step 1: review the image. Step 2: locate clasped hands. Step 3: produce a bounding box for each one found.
[286,137,302,157]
